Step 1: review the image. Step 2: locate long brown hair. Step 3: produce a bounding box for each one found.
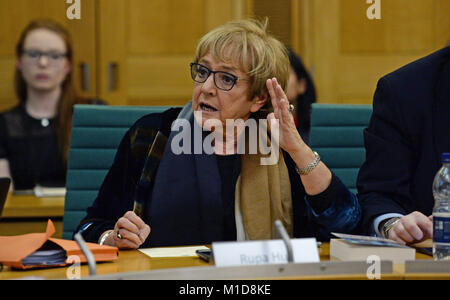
[15,19,87,162]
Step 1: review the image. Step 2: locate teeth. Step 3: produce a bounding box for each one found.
[201,103,217,112]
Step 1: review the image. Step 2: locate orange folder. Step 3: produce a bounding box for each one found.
[0,220,118,269]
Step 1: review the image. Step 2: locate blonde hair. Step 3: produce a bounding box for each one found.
[193,18,289,108]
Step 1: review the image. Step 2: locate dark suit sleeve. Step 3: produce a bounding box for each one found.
[357,77,416,234]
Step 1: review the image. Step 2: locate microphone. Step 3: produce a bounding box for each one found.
[274,220,294,263]
[74,233,97,276]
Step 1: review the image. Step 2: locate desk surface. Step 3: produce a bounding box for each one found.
[1,194,65,218]
[0,194,65,237]
[1,243,447,280]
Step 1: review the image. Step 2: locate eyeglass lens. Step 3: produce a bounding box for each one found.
[23,49,67,64]
[190,63,237,91]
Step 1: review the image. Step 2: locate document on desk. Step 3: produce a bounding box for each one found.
[139,246,210,258]
[0,220,118,269]
[33,186,66,197]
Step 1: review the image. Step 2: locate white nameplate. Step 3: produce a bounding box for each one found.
[212,238,320,267]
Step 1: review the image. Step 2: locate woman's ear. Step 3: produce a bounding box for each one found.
[64,60,72,76]
[298,78,307,95]
[16,59,22,71]
[250,92,269,113]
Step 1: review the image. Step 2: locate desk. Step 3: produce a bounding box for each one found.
[0,194,64,237]
[1,243,448,280]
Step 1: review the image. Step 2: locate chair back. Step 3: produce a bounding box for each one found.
[62,105,174,239]
[309,103,372,194]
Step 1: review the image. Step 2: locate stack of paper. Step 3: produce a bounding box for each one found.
[22,249,66,266]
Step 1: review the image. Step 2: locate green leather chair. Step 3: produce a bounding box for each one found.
[309,103,372,194]
[62,104,174,239]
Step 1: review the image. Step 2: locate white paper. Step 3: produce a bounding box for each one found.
[33,186,66,197]
[139,246,210,258]
[212,238,320,267]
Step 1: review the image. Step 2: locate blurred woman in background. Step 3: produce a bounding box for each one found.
[286,49,316,145]
[0,19,102,191]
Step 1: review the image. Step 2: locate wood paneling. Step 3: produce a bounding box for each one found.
[127,0,205,55]
[251,0,448,104]
[252,0,291,47]
[126,55,193,103]
[0,1,447,107]
[341,0,434,54]
[300,0,447,104]
[0,58,15,111]
[98,0,247,106]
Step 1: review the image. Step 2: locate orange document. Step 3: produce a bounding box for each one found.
[0,220,118,269]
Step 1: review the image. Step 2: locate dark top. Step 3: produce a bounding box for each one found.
[357,46,450,234]
[215,153,240,241]
[76,107,362,246]
[0,105,65,190]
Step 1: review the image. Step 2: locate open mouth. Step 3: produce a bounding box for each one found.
[199,102,218,112]
[36,74,50,80]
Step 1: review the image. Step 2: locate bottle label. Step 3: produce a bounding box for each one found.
[433,216,450,243]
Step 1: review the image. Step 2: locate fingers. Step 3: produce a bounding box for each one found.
[388,212,433,245]
[389,222,415,245]
[114,211,151,249]
[266,78,279,113]
[266,78,294,123]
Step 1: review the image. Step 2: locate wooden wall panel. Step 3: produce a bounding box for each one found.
[97,0,126,105]
[340,0,386,53]
[341,0,434,54]
[296,0,448,104]
[128,0,205,55]
[99,0,247,106]
[384,0,434,53]
[434,0,450,48]
[252,0,291,48]
[126,55,193,105]
[1,1,447,107]
[0,59,15,111]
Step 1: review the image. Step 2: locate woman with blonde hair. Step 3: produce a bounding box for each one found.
[76,19,360,249]
[0,19,102,191]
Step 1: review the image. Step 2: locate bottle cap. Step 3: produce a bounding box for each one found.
[442,153,450,163]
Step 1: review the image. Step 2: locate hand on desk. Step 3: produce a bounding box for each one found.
[101,211,151,249]
[388,211,433,245]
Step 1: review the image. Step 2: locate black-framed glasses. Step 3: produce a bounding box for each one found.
[190,62,241,91]
[22,49,67,65]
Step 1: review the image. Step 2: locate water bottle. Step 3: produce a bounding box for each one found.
[432,153,450,260]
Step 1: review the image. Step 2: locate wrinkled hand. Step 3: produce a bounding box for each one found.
[266,78,305,154]
[113,211,151,249]
[388,211,433,245]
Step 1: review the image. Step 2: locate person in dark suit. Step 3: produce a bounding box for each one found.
[357,46,450,245]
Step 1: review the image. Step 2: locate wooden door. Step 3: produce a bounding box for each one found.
[0,0,97,111]
[97,0,248,106]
